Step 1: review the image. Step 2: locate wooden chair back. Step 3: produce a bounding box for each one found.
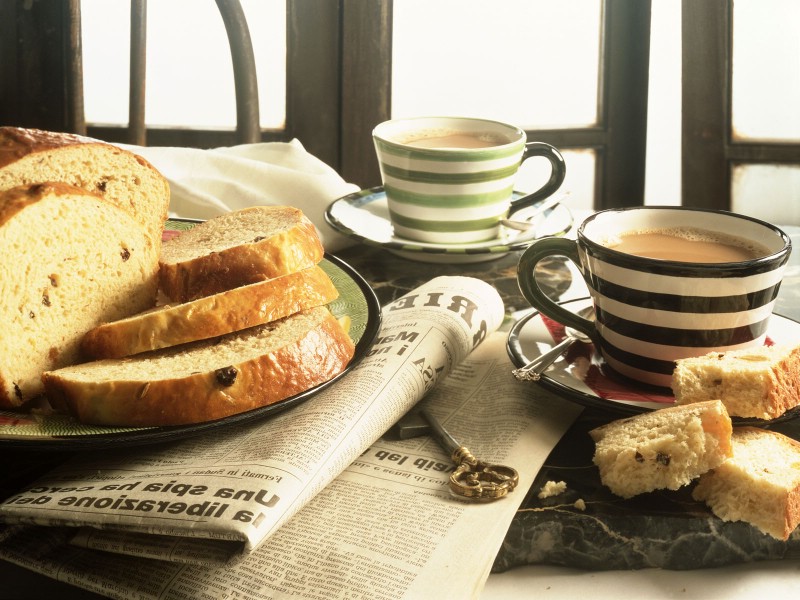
[66,0,259,146]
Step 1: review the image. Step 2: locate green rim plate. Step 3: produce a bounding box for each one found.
[0,219,381,450]
[324,186,573,261]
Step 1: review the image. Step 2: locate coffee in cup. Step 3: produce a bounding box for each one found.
[602,227,768,263]
[516,207,792,388]
[403,131,508,149]
[372,116,566,244]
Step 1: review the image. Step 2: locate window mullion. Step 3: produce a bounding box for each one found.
[339,0,392,189]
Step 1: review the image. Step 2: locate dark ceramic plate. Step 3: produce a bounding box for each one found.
[507,296,800,426]
[0,221,381,450]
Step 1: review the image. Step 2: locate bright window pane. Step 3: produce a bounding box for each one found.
[731,0,800,142]
[517,149,596,213]
[644,0,681,206]
[391,0,601,129]
[81,1,128,125]
[81,0,286,130]
[732,164,800,225]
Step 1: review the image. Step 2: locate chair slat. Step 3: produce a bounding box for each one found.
[66,0,86,135]
[216,0,261,144]
[67,0,259,146]
[129,0,147,146]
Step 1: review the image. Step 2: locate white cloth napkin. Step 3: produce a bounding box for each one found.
[119,139,360,252]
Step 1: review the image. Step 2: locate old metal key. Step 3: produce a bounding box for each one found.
[409,408,519,501]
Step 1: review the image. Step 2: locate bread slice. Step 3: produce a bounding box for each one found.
[0,183,159,407]
[159,206,325,302]
[43,306,355,426]
[672,345,800,420]
[81,266,339,359]
[0,127,170,246]
[693,427,800,540]
[589,400,733,499]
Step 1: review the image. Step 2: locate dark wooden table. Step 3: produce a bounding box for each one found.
[2,229,800,596]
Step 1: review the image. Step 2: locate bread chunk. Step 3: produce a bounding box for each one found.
[0,127,169,246]
[82,266,339,359]
[43,306,355,426]
[590,400,732,499]
[693,427,800,540]
[672,345,800,419]
[159,206,324,302]
[0,183,159,406]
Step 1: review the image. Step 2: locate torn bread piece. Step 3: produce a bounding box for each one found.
[671,345,800,420]
[590,400,732,499]
[693,427,800,540]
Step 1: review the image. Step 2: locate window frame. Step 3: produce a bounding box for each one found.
[339,0,652,210]
[681,0,800,210]
[2,0,653,211]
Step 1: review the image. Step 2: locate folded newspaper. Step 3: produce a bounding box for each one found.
[0,276,581,599]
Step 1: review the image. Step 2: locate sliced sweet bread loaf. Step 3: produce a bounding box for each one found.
[692,427,800,540]
[43,306,355,426]
[159,206,325,302]
[672,345,800,420]
[0,127,170,246]
[0,182,159,406]
[589,400,733,499]
[81,265,339,359]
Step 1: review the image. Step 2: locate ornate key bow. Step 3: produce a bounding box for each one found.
[419,409,519,500]
[389,407,519,501]
[448,445,520,500]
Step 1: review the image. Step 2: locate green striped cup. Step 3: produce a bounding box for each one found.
[373,116,566,244]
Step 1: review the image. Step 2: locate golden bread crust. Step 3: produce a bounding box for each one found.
[0,126,169,244]
[81,266,339,358]
[159,207,325,302]
[44,308,355,426]
[0,181,93,222]
[0,127,102,168]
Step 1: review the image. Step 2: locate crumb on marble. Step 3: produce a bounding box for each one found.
[574,498,586,511]
[538,480,568,499]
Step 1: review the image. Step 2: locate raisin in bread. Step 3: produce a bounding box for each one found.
[693,427,800,540]
[0,127,169,246]
[159,206,324,302]
[0,183,159,407]
[81,265,339,359]
[589,400,732,499]
[43,306,355,426]
[672,345,800,420]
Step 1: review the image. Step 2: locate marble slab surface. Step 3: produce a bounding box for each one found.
[339,238,800,573]
[492,407,800,572]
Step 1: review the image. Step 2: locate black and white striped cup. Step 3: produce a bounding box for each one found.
[517,207,792,388]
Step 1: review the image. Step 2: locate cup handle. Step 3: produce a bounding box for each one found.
[508,142,567,216]
[516,237,598,346]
